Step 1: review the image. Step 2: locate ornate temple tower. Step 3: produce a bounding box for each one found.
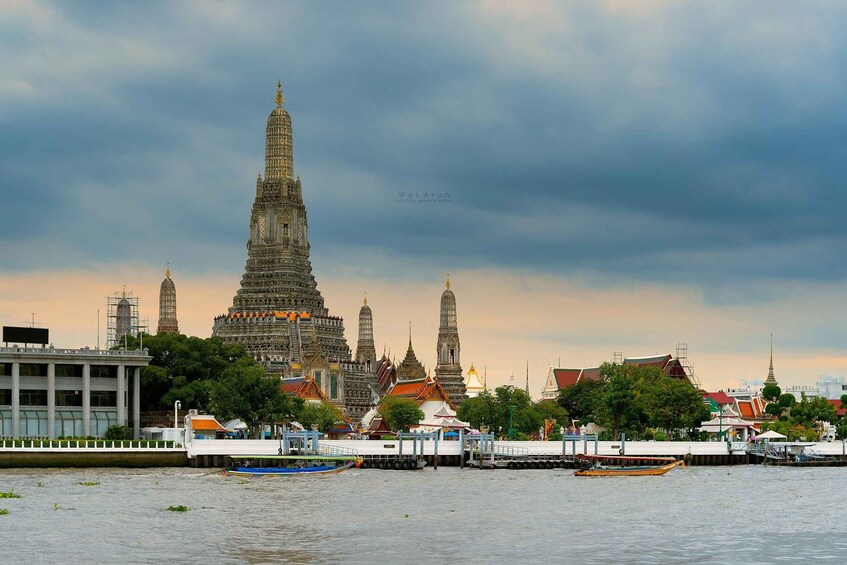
[397,329,427,382]
[212,82,370,419]
[434,275,466,402]
[764,334,778,386]
[355,294,377,375]
[157,264,179,334]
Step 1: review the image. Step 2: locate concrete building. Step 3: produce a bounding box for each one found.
[0,345,150,439]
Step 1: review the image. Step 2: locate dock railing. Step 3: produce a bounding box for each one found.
[319,444,360,456]
[0,438,181,450]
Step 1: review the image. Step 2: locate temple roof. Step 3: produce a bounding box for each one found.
[465,364,485,391]
[396,338,426,381]
[281,375,325,401]
[387,377,456,410]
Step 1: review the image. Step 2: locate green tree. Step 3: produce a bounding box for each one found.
[641,375,710,434]
[535,400,569,428]
[595,363,641,439]
[457,390,499,431]
[556,378,602,425]
[378,397,424,432]
[762,384,781,402]
[790,395,836,427]
[296,402,344,433]
[208,364,302,437]
[778,394,797,409]
[121,333,259,411]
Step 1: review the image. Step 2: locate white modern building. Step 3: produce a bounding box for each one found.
[816,375,847,400]
[0,346,150,439]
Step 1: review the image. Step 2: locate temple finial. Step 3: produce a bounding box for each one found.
[446,273,451,290]
[275,80,284,107]
[363,291,367,306]
[166,262,171,279]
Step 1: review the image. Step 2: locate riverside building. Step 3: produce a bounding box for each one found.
[0,344,150,439]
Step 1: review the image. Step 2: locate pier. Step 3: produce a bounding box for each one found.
[2,435,845,468]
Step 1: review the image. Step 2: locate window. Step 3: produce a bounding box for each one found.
[91,411,117,437]
[314,371,322,388]
[55,410,83,438]
[330,374,338,399]
[20,410,47,437]
[0,410,11,436]
[56,364,83,378]
[91,390,117,407]
[450,349,455,364]
[20,363,48,377]
[56,390,83,407]
[0,389,11,405]
[0,363,11,376]
[20,389,48,406]
[91,365,117,379]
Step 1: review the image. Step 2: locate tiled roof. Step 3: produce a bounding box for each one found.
[553,369,582,389]
[826,399,847,417]
[624,354,672,367]
[190,416,226,431]
[389,379,427,398]
[580,367,602,382]
[737,401,755,419]
[705,392,734,405]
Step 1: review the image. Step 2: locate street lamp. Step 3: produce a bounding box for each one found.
[174,400,181,430]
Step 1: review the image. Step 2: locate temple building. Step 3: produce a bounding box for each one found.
[434,276,466,402]
[157,264,179,335]
[541,353,692,400]
[464,364,485,398]
[211,82,371,420]
[355,294,377,376]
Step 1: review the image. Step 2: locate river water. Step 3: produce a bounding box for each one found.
[2,465,845,564]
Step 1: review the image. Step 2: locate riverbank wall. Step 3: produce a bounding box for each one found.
[0,451,188,468]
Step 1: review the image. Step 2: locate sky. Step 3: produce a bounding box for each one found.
[2,0,847,393]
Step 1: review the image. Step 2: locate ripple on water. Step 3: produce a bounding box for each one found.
[2,466,847,564]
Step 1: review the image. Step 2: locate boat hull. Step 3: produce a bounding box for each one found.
[221,455,362,477]
[574,459,684,477]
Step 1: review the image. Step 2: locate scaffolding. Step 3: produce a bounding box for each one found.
[676,342,702,389]
[106,289,147,348]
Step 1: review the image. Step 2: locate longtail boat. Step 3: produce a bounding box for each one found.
[574,455,685,477]
[223,455,363,477]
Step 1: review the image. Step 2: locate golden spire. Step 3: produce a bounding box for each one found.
[166,262,171,279]
[275,80,284,107]
[446,273,451,290]
[363,291,368,306]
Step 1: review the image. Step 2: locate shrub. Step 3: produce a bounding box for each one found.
[102,425,133,440]
[654,431,668,441]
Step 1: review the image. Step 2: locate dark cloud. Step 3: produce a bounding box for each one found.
[3,1,847,292]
